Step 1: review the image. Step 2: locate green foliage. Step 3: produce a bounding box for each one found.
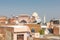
[39,29,44,35]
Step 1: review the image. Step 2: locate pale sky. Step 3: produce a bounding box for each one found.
[0,0,60,22]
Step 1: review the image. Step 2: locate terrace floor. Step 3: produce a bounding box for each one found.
[29,34,60,40]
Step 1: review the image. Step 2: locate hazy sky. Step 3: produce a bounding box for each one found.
[0,0,60,21]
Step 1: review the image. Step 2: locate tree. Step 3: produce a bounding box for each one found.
[39,29,44,35]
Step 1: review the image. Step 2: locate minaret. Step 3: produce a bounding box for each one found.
[44,16,46,24]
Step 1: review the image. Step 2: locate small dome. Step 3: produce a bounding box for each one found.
[32,12,38,17]
[0,16,7,19]
[32,12,39,20]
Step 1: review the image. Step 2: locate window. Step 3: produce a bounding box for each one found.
[31,28,35,33]
[20,20,27,23]
[53,20,59,24]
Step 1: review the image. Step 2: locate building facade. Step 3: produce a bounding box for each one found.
[0,13,41,40]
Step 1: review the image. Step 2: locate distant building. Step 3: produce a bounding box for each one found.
[8,12,41,24]
[0,13,60,40]
[47,19,60,35]
[0,16,8,24]
[0,13,41,40]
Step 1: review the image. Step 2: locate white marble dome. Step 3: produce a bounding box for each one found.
[32,12,39,17]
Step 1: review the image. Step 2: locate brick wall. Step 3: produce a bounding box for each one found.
[25,24,41,32]
[0,27,14,40]
[53,26,59,35]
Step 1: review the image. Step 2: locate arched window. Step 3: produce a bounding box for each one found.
[20,20,27,23]
[33,20,37,23]
[31,28,35,33]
